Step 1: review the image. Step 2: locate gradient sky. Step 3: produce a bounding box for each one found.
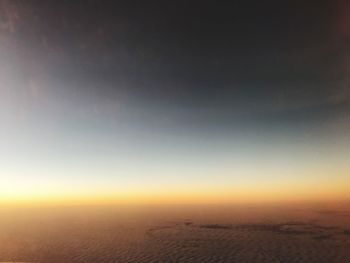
[0,0,350,204]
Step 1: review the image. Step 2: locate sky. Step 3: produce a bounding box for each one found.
[0,0,350,205]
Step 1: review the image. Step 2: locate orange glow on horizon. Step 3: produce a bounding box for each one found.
[1,180,349,207]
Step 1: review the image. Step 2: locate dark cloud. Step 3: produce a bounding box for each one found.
[1,0,349,131]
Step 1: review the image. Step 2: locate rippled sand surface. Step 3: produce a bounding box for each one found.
[1,204,350,262]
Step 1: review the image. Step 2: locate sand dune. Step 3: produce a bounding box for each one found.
[0,205,349,262]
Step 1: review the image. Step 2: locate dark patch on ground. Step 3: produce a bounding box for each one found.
[146,225,173,237]
[233,222,339,237]
[279,229,312,235]
[315,225,338,230]
[284,221,310,226]
[200,224,232,229]
[148,221,346,242]
[235,224,281,232]
[344,230,350,235]
[313,234,332,240]
[201,222,315,234]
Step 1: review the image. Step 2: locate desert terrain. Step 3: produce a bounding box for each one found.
[0,204,350,262]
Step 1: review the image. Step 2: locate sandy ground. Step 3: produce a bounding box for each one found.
[0,203,350,262]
